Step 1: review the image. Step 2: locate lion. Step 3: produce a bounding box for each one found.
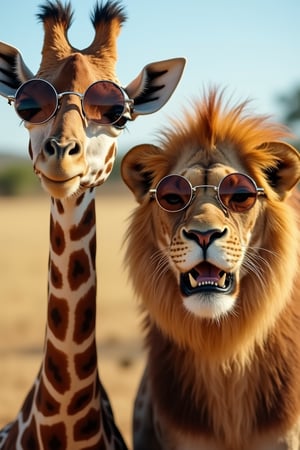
[121,89,300,450]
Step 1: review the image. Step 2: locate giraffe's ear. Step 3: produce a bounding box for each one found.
[125,57,186,118]
[0,41,34,98]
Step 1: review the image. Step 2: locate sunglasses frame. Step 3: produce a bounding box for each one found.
[149,173,265,213]
[7,78,134,125]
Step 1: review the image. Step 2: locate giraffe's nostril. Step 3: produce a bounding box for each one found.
[43,138,82,159]
[44,139,56,157]
[68,143,81,156]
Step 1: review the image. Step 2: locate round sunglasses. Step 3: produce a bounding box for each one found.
[7,78,133,125]
[149,173,265,213]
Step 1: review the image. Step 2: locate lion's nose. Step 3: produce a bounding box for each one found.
[183,228,227,249]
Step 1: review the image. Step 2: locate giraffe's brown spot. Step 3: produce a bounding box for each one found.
[74,341,97,379]
[45,340,71,393]
[104,143,116,164]
[69,199,95,241]
[74,286,96,344]
[50,260,63,289]
[73,407,101,441]
[55,199,64,214]
[50,216,66,255]
[36,375,60,416]
[89,233,96,271]
[48,294,69,341]
[40,422,67,450]
[76,193,85,206]
[1,420,19,450]
[21,416,39,450]
[21,384,36,423]
[68,249,90,291]
[67,382,94,415]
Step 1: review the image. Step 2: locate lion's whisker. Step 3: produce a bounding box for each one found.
[149,248,170,296]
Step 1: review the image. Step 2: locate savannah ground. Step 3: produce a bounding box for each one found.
[0,181,144,448]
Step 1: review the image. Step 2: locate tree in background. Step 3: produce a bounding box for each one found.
[277,85,300,149]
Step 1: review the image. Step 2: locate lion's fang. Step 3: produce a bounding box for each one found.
[188,273,198,288]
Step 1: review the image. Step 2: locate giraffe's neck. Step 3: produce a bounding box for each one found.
[1,190,126,450]
[42,190,100,446]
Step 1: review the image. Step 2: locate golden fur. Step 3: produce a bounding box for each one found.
[122,90,300,449]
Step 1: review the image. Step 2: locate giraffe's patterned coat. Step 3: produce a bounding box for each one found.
[0,192,127,449]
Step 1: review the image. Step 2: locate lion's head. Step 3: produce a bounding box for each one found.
[122,89,300,363]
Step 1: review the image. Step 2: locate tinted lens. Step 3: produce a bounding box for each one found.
[219,173,258,212]
[155,175,193,212]
[15,79,57,124]
[83,81,125,124]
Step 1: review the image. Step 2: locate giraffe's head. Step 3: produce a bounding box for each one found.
[0,1,185,199]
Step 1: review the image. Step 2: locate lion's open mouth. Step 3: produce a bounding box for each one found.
[180,262,234,296]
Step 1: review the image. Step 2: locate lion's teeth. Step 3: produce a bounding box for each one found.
[188,273,198,288]
[188,271,228,289]
[217,272,227,288]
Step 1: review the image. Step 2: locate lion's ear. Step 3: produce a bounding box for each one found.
[260,141,300,200]
[121,144,163,203]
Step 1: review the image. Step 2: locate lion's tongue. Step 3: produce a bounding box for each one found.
[189,262,227,287]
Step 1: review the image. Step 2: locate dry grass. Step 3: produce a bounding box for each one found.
[0,184,144,448]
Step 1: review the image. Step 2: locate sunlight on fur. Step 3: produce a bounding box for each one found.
[122,89,300,450]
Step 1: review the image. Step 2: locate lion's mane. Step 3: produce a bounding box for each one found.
[122,90,300,448]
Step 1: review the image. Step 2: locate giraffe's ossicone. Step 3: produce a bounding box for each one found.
[0,1,186,449]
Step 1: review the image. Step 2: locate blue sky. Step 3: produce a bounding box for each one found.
[0,0,299,155]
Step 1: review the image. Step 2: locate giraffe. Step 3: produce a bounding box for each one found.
[0,1,186,449]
